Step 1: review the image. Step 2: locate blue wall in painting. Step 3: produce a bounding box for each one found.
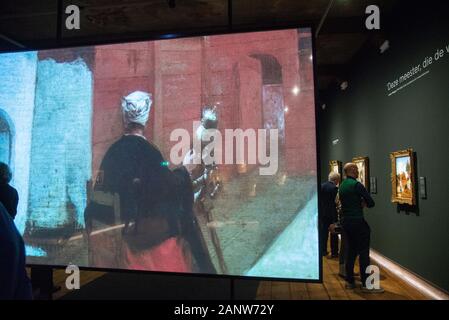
[27,58,92,230]
[0,52,37,234]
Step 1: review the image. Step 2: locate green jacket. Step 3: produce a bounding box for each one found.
[339,177,375,219]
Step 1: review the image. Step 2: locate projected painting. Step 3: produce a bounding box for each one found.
[0,28,319,280]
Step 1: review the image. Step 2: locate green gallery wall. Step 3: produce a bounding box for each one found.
[319,6,449,291]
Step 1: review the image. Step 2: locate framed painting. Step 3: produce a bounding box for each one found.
[329,160,342,176]
[352,156,369,191]
[390,149,416,205]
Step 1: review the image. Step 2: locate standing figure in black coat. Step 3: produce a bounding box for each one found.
[0,202,32,299]
[85,91,215,274]
[320,171,341,258]
[0,162,19,219]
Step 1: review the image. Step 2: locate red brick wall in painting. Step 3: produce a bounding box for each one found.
[91,42,155,179]
[91,29,316,180]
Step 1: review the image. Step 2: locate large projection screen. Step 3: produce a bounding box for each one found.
[0,27,319,281]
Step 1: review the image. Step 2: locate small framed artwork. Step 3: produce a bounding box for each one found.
[329,160,342,176]
[352,156,370,191]
[390,149,416,205]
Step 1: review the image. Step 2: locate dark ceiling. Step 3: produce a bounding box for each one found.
[0,0,403,93]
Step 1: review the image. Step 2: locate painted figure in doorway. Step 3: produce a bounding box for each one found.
[183,106,227,274]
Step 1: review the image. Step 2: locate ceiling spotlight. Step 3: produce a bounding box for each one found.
[292,86,300,95]
[321,104,326,110]
[284,106,289,113]
[309,54,313,61]
[380,40,390,54]
[340,81,348,91]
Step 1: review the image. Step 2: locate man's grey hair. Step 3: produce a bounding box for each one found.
[0,162,12,184]
[328,171,340,183]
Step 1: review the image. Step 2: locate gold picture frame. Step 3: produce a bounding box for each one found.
[390,149,416,205]
[329,160,342,176]
[352,156,369,191]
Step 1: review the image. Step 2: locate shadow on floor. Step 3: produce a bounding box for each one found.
[61,272,259,300]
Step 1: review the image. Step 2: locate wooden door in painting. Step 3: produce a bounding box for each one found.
[262,84,285,146]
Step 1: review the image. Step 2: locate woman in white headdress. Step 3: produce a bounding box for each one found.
[85,91,215,274]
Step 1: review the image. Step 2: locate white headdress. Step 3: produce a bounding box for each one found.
[201,107,217,123]
[196,106,218,140]
[121,91,152,127]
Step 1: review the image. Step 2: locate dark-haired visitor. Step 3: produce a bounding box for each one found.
[0,202,32,299]
[0,162,19,219]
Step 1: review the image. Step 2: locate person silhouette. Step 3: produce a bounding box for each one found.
[0,202,32,299]
[0,162,19,219]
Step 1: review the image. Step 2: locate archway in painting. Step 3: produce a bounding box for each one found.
[0,108,14,168]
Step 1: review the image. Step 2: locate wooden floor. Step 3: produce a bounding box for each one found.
[256,256,429,300]
[47,255,429,300]
[52,270,106,300]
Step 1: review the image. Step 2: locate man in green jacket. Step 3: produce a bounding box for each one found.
[339,163,383,293]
